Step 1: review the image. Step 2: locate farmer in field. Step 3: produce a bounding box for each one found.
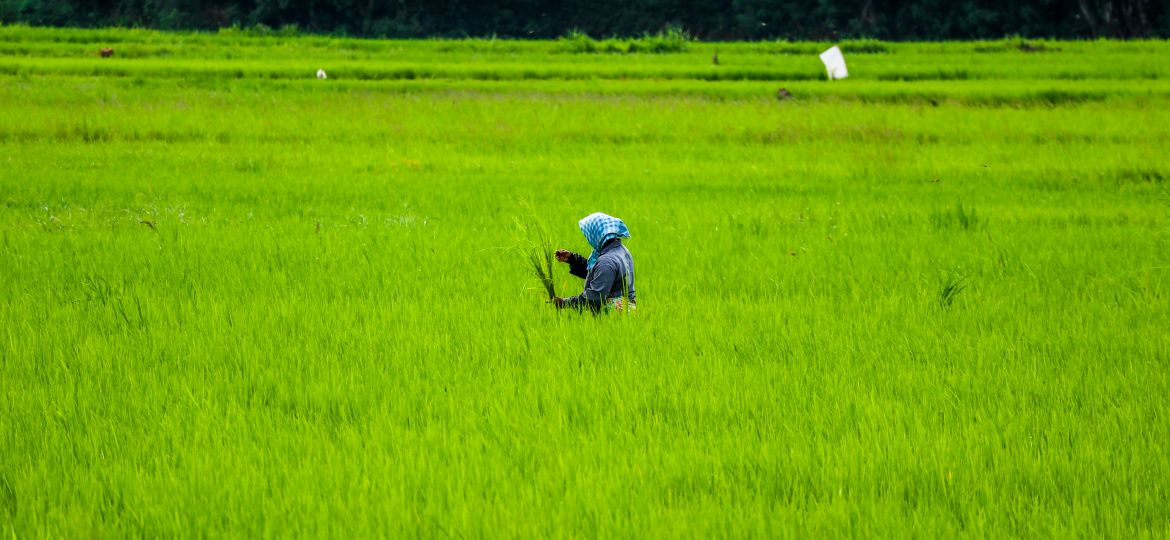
[553,212,636,313]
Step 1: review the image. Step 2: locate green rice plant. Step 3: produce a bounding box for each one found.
[557,29,630,54]
[557,29,601,53]
[931,200,979,230]
[0,474,15,520]
[559,29,691,55]
[517,215,557,300]
[628,24,691,53]
[937,272,968,308]
[527,242,557,300]
[955,201,977,229]
[841,38,889,54]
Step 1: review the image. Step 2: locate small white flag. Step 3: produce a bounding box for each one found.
[316,69,327,79]
[819,46,848,80]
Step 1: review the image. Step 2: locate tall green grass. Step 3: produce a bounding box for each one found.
[0,26,1168,538]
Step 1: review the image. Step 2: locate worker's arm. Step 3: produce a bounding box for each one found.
[559,259,616,313]
[556,250,589,279]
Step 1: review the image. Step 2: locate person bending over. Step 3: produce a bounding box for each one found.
[553,212,637,313]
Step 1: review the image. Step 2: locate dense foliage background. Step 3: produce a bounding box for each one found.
[1,0,1167,39]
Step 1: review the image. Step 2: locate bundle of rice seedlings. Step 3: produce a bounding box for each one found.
[516,213,557,300]
[938,272,968,308]
[528,244,556,300]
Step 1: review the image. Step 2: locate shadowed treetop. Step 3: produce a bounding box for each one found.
[1,0,1165,39]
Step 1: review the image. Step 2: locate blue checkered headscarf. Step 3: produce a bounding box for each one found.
[579,212,630,270]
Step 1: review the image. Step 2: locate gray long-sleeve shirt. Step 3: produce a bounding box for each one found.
[562,238,636,312]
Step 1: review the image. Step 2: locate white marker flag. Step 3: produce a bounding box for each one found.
[819,46,848,80]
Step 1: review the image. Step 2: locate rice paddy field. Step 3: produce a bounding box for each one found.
[1,25,1169,537]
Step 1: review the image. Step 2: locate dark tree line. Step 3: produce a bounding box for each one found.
[2,0,1167,39]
